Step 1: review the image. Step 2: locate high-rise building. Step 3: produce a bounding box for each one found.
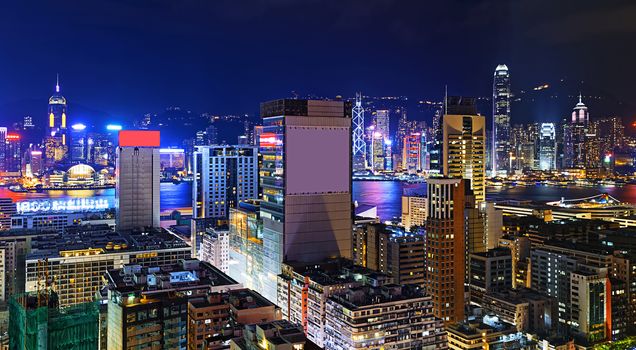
[45,76,69,165]
[4,133,21,174]
[539,123,557,171]
[375,109,389,139]
[227,200,265,293]
[26,225,191,307]
[230,320,316,350]
[105,259,242,350]
[401,194,427,231]
[9,292,99,350]
[0,127,6,172]
[442,97,486,203]
[0,198,16,231]
[402,132,422,173]
[352,92,366,171]
[425,177,466,323]
[324,285,447,350]
[493,64,511,174]
[374,109,392,171]
[69,123,88,163]
[353,224,425,285]
[188,288,280,350]
[564,94,590,168]
[115,130,160,230]
[371,130,385,172]
[277,259,392,348]
[256,99,352,302]
[23,115,34,129]
[469,247,513,305]
[446,315,534,350]
[192,145,259,225]
[199,229,230,274]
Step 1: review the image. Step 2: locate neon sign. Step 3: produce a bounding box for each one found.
[16,198,110,214]
[259,133,282,148]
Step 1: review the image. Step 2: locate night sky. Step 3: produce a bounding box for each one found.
[0,0,634,123]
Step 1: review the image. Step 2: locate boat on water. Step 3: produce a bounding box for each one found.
[8,185,28,193]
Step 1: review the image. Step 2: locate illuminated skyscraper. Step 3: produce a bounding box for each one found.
[192,145,258,225]
[256,99,352,302]
[69,123,88,163]
[563,94,589,168]
[0,127,6,172]
[5,133,22,174]
[441,97,486,204]
[539,123,556,171]
[492,64,511,174]
[352,92,366,171]
[425,178,466,323]
[115,130,160,230]
[45,76,69,165]
[402,132,422,173]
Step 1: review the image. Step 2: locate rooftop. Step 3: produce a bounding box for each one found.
[329,284,427,309]
[106,259,239,294]
[27,224,189,260]
[447,315,516,337]
[281,258,393,287]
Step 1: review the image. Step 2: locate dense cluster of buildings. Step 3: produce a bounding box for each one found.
[2,68,636,350]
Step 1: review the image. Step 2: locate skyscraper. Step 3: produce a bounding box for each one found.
[441,97,486,204]
[0,127,7,172]
[45,75,69,165]
[115,130,160,230]
[5,133,22,174]
[69,123,88,163]
[192,145,259,224]
[352,92,366,171]
[425,177,466,323]
[539,123,557,171]
[563,94,589,168]
[257,98,352,301]
[402,132,423,173]
[493,64,511,175]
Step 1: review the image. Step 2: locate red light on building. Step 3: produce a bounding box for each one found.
[118,130,160,147]
[6,134,20,140]
[259,132,280,148]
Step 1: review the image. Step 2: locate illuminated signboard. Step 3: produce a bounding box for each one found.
[259,132,282,148]
[16,198,110,214]
[119,130,160,147]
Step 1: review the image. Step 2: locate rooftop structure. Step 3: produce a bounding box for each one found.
[325,284,447,349]
[25,225,192,307]
[230,320,320,350]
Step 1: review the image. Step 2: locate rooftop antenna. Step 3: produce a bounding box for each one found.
[444,84,448,115]
[56,73,60,93]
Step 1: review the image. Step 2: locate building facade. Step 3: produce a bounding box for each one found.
[192,145,259,225]
[115,130,160,230]
[425,178,466,323]
[257,99,352,302]
[492,64,511,175]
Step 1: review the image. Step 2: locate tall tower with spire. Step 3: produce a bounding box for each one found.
[45,75,69,165]
[352,92,366,171]
[492,64,511,175]
[563,93,590,168]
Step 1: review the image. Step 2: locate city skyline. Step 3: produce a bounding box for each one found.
[3,2,636,349]
[0,1,634,124]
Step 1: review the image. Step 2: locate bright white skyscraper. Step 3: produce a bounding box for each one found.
[493,64,511,174]
[539,123,556,170]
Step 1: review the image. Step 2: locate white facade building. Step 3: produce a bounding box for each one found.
[199,229,230,274]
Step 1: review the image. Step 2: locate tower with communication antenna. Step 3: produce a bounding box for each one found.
[352,92,366,171]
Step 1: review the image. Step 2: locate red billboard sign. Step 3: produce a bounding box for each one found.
[119,130,160,147]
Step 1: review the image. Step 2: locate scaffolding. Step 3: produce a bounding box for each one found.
[8,292,99,350]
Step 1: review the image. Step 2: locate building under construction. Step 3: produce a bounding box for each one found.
[8,291,98,350]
